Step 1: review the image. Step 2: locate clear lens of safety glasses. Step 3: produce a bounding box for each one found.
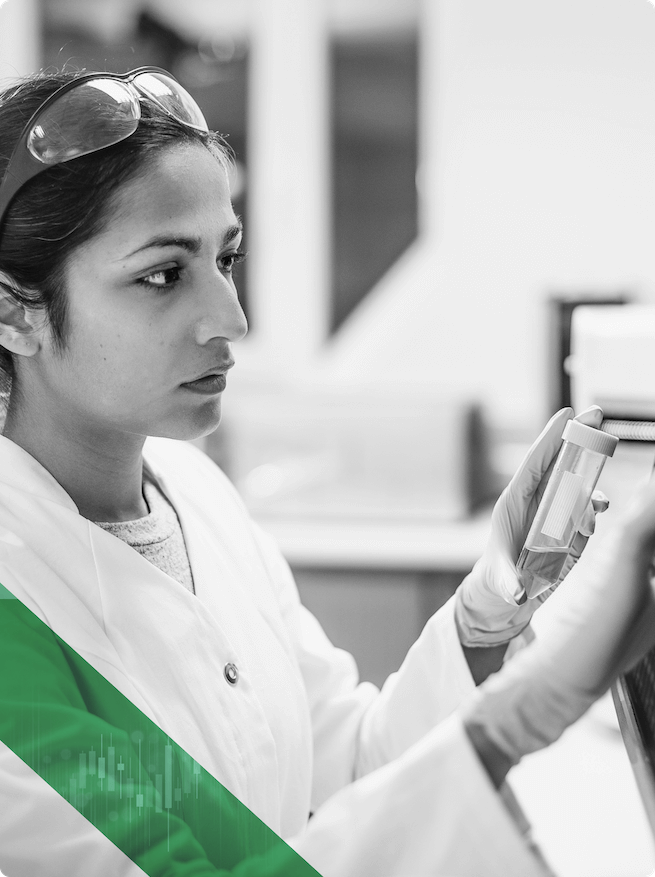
[133,71,209,133]
[27,79,141,165]
[0,67,210,240]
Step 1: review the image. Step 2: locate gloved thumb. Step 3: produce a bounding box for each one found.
[488,551,528,606]
[508,408,573,503]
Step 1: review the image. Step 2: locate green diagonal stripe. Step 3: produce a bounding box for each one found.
[0,581,321,875]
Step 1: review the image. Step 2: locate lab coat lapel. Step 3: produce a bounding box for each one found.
[86,523,261,805]
[0,436,142,685]
[0,436,280,828]
[144,441,313,834]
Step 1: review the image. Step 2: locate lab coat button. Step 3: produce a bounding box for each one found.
[224,662,239,685]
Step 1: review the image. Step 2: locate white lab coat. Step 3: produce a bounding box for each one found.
[0,434,550,877]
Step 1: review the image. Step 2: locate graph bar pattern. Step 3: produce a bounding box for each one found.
[0,581,320,876]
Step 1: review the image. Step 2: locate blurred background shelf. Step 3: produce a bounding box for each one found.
[254,506,491,571]
[256,507,491,688]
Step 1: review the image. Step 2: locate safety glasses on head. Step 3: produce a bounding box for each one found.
[0,67,209,236]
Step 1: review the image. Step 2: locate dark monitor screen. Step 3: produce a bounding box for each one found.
[614,661,655,836]
[612,428,655,837]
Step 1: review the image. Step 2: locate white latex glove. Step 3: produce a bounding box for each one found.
[455,406,608,647]
[463,476,655,771]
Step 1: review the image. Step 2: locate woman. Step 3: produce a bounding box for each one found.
[0,66,651,877]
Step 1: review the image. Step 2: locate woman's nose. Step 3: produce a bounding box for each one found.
[194,280,248,345]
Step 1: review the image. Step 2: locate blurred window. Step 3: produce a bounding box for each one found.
[331,33,418,332]
[41,4,418,336]
[41,6,251,320]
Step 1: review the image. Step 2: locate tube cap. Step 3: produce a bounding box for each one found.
[561,419,619,457]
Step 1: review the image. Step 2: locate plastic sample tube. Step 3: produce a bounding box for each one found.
[516,419,619,599]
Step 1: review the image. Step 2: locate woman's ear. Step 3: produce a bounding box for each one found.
[0,272,45,358]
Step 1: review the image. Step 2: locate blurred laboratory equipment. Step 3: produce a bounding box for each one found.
[570,305,655,430]
[548,293,630,413]
[567,304,655,551]
[215,384,496,523]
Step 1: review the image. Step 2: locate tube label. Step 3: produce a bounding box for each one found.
[541,470,584,541]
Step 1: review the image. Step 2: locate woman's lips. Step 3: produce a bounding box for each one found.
[181,373,227,395]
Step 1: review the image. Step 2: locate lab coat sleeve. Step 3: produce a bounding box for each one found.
[251,527,552,877]
[251,525,475,788]
[290,711,552,877]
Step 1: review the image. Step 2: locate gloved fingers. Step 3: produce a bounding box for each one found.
[511,405,603,496]
[591,490,610,514]
[487,406,607,606]
[496,406,607,551]
[494,557,530,606]
[573,405,603,428]
[508,408,573,495]
[496,408,574,547]
[527,407,604,510]
[575,491,610,540]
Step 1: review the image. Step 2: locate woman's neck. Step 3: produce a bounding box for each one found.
[3,396,148,523]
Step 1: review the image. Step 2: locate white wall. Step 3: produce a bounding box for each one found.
[143,0,419,40]
[320,0,655,432]
[0,0,40,83]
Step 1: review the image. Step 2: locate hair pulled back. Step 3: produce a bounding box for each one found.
[0,68,231,381]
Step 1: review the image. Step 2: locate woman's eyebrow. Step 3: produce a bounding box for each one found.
[123,221,243,259]
[223,219,243,245]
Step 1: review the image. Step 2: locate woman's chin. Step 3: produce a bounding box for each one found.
[150,402,223,443]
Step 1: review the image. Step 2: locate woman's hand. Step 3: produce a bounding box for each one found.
[463,474,655,787]
[455,406,607,649]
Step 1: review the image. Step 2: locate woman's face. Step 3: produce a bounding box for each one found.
[30,142,248,443]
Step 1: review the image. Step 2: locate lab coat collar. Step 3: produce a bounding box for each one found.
[0,434,78,512]
[0,433,179,518]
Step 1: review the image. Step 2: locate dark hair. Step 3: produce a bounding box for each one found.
[0,68,232,381]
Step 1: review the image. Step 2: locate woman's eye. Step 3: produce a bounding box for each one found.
[139,267,181,289]
[218,250,247,274]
